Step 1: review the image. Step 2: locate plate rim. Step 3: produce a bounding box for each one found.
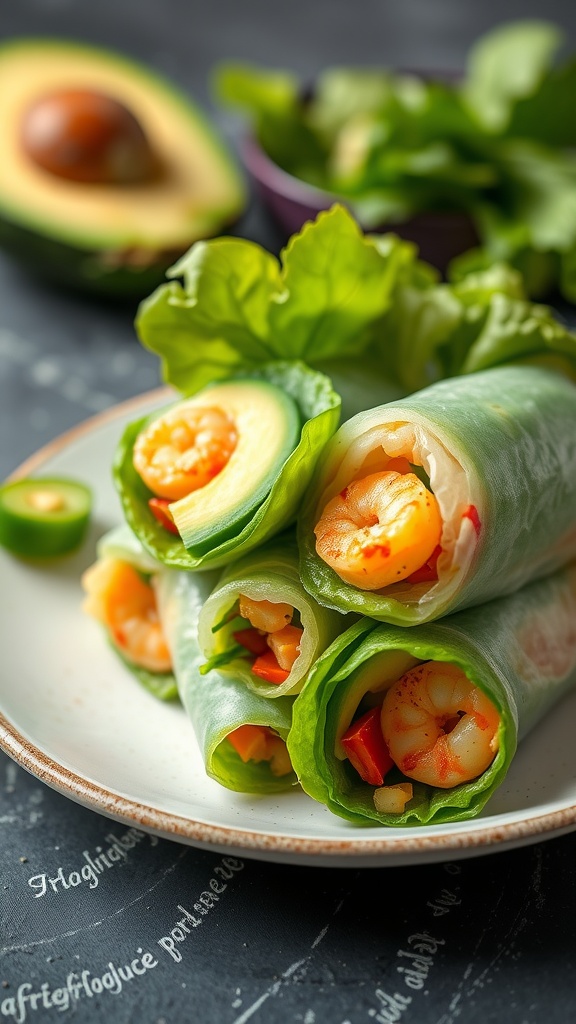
[2,390,576,863]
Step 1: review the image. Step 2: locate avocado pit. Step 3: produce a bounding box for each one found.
[20,88,158,184]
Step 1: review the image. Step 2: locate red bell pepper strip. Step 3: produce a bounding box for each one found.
[406,544,442,584]
[251,650,290,684]
[462,504,481,535]
[148,498,179,535]
[233,628,269,656]
[341,706,394,786]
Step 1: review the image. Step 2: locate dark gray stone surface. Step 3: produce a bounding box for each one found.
[1,2,576,1022]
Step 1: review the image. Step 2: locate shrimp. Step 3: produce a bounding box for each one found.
[238,595,293,633]
[314,470,442,590]
[133,402,237,501]
[82,557,172,674]
[381,661,500,788]
[236,596,302,677]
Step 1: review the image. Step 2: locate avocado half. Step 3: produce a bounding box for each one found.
[0,39,246,296]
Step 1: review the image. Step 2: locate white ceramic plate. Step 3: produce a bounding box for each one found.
[2,391,576,868]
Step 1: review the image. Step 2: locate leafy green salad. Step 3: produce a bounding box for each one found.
[216,20,576,301]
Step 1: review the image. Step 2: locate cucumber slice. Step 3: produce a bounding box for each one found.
[0,476,92,556]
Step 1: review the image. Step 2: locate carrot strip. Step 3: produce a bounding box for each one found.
[251,650,290,684]
[227,725,269,763]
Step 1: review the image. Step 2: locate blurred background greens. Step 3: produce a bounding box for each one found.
[0,0,575,303]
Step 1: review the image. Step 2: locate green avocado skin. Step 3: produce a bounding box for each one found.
[0,216,178,298]
[0,38,246,297]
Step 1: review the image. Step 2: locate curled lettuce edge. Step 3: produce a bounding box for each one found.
[197,535,348,698]
[298,364,576,625]
[155,566,297,794]
[288,563,576,826]
[112,361,340,571]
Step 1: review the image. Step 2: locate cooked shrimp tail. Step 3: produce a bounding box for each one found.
[82,556,172,674]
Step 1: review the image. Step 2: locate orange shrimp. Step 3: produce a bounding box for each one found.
[82,557,172,674]
[237,595,303,675]
[381,661,500,788]
[133,402,237,501]
[238,595,293,633]
[314,469,442,590]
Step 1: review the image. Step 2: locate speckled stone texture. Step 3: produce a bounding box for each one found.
[2,1,576,1021]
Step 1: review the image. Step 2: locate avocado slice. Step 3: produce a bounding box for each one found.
[160,379,301,555]
[0,39,246,296]
[332,650,421,760]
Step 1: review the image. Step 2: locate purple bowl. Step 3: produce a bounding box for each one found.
[241,135,479,275]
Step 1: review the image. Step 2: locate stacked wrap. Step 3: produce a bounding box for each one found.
[288,563,576,825]
[155,538,347,791]
[299,365,576,624]
[156,567,298,793]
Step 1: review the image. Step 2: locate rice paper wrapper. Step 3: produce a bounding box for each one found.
[288,563,576,825]
[156,568,297,793]
[197,535,348,698]
[299,365,576,624]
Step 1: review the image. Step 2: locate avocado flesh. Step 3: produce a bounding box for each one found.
[168,380,301,555]
[0,40,246,294]
[333,650,421,760]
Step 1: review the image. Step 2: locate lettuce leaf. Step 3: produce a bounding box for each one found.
[136,205,426,395]
[214,63,327,183]
[463,20,563,132]
[214,25,576,302]
[137,202,576,409]
[375,261,576,391]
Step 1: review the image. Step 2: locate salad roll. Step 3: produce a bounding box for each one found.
[81,525,178,701]
[156,567,297,793]
[299,365,576,624]
[288,563,576,825]
[114,362,340,571]
[197,536,347,698]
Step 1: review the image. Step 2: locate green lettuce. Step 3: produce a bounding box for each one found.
[288,564,576,825]
[136,203,576,404]
[135,204,428,394]
[463,20,564,132]
[215,22,576,301]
